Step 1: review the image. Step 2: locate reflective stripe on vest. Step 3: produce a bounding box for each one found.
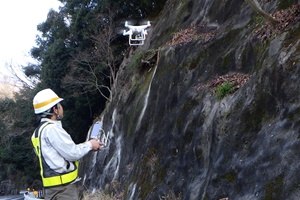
[31,121,79,188]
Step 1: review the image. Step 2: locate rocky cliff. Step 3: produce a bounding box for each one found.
[80,0,300,199]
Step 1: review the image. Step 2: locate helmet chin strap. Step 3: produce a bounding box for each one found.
[41,105,62,120]
[41,108,53,118]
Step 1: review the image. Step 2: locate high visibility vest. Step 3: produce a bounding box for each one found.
[31,121,79,188]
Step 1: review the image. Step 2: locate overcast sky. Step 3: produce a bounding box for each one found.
[0,0,62,80]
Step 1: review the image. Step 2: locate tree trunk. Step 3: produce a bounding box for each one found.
[246,0,278,27]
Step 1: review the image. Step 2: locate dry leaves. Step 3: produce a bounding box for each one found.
[254,4,300,41]
[167,24,199,45]
[167,22,219,46]
[197,73,251,92]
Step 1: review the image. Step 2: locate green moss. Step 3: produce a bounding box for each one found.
[203,196,209,200]
[240,109,266,134]
[176,116,183,127]
[166,26,175,36]
[139,181,153,199]
[254,15,265,25]
[212,171,237,188]
[177,99,198,127]
[283,25,300,48]
[179,49,206,71]
[189,53,204,70]
[277,0,295,9]
[210,28,242,51]
[288,107,300,121]
[183,130,193,144]
[224,172,237,182]
[177,1,189,20]
[135,147,165,199]
[157,49,176,79]
[138,69,155,96]
[253,42,268,71]
[183,99,198,112]
[263,175,284,200]
[125,66,157,137]
[249,14,265,28]
[195,147,203,159]
[179,0,188,3]
[129,50,145,68]
[221,54,231,71]
[157,168,167,181]
[189,58,198,70]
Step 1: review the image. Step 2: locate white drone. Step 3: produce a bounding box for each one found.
[123,21,151,46]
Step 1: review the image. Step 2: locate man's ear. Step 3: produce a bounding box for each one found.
[53,106,58,114]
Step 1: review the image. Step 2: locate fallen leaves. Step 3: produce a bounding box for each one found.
[254,4,300,41]
[167,22,219,46]
[197,73,251,93]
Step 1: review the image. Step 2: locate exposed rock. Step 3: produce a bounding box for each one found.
[197,72,251,93]
[167,22,219,46]
[80,0,300,199]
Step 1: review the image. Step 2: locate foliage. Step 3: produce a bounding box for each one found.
[26,0,167,143]
[215,82,234,100]
[1,0,168,190]
[111,0,167,19]
[0,87,40,189]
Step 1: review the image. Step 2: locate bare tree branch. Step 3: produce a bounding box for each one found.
[62,6,120,102]
[246,0,278,27]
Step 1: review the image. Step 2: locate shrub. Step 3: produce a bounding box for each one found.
[215,82,234,100]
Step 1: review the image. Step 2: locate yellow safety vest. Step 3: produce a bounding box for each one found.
[31,121,79,188]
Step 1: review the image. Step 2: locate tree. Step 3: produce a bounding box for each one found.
[0,0,168,190]
[31,9,72,93]
[62,8,120,101]
[246,0,278,27]
[25,0,169,142]
[28,1,110,142]
[0,87,40,189]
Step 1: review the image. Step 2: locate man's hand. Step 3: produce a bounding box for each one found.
[89,138,104,151]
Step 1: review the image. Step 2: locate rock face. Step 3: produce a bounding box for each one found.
[79,0,300,199]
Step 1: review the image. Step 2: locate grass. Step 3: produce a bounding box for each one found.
[215,82,235,100]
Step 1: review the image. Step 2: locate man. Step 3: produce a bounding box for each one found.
[31,88,103,200]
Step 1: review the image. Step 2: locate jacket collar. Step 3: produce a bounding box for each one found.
[41,118,62,126]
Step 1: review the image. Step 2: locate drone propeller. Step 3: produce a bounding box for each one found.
[140,20,154,26]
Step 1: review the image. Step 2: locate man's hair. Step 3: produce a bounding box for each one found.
[41,104,58,118]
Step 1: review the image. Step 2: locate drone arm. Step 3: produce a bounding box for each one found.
[123,30,132,36]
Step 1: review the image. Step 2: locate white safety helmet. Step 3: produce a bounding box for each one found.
[33,88,64,114]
